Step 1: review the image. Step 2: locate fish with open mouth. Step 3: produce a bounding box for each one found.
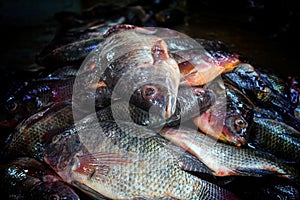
[44,120,239,199]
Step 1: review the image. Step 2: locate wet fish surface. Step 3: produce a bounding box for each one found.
[2,101,74,162]
[95,86,215,129]
[160,127,297,179]
[248,117,300,163]
[0,157,80,200]
[44,120,239,199]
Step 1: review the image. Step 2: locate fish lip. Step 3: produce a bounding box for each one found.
[221,126,247,147]
[163,94,176,119]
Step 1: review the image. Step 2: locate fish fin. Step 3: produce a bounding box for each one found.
[133,197,176,200]
[232,168,283,177]
[103,24,136,38]
[72,180,110,200]
[177,152,213,175]
[178,60,195,75]
[151,39,169,63]
[75,152,134,175]
[163,141,213,175]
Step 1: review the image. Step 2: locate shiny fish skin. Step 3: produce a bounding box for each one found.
[36,37,105,67]
[160,127,297,179]
[248,117,300,163]
[194,81,254,147]
[97,27,180,119]
[95,86,215,128]
[44,120,238,199]
[2,101,74,162]
[223,63,300,131]
[0,77,74,130]
[152,29,240,86]
[0,157,79,200]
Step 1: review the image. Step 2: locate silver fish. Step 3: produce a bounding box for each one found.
[44,120,238,199]
[160,127,297,179]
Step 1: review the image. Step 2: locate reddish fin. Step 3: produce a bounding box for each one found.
[151,39,169,63]
[103,24,136,38]
[75,152,134,176]
[178,60,195,75]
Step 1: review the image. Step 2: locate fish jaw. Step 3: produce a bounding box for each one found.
[194,112,245,147]
[163,94,177,119]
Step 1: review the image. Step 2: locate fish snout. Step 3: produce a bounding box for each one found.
[163,94,177,119]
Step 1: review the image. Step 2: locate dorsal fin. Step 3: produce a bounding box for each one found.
[103,24,136,38]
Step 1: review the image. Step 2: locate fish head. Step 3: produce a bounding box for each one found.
[192,87,216,112]
[0,81,44,129]
[0,97,29,129]
[44,130,82,175]
[223,114,248,146]
[131,83,177,119]
[194,104,247,146]
[28,181,80,200]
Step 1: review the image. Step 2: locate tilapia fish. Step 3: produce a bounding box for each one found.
[95,86,215,128]
[2,101,74,162]
[223,63,300,131]
[248,117,300,163]
[0,157,79,200]
[93,26,181,119]
[160,127,297,179]
[44,120,238,199]
[194,81,254,146]
[0,78,74,129]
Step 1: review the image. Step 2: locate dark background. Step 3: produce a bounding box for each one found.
[0,0,299,81]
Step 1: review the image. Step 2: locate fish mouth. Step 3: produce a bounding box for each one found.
[194,112,247,147]
[221,126,247,147]
[163,94,177,119]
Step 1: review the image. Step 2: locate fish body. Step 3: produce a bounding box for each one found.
[2,101,74,162]
[223,63,300,131]
[36,37,105,67]
[160,127,297,179]
[248,117,300,163]
[223,64,289,111]
[0,157,79,200]
[44,120,238,199]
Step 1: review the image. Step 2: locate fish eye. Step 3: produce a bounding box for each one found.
[235,118,247,127]
[48,194,59,200]
[143,86,156,97]
[5,101,18,112]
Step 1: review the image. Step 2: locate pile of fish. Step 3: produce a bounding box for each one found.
[1,2,300,200]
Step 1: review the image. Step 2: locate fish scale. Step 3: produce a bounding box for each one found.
[248,117,300,163]
[2,101,74,162]
[160,127,297,179]
[44,120,238,199]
